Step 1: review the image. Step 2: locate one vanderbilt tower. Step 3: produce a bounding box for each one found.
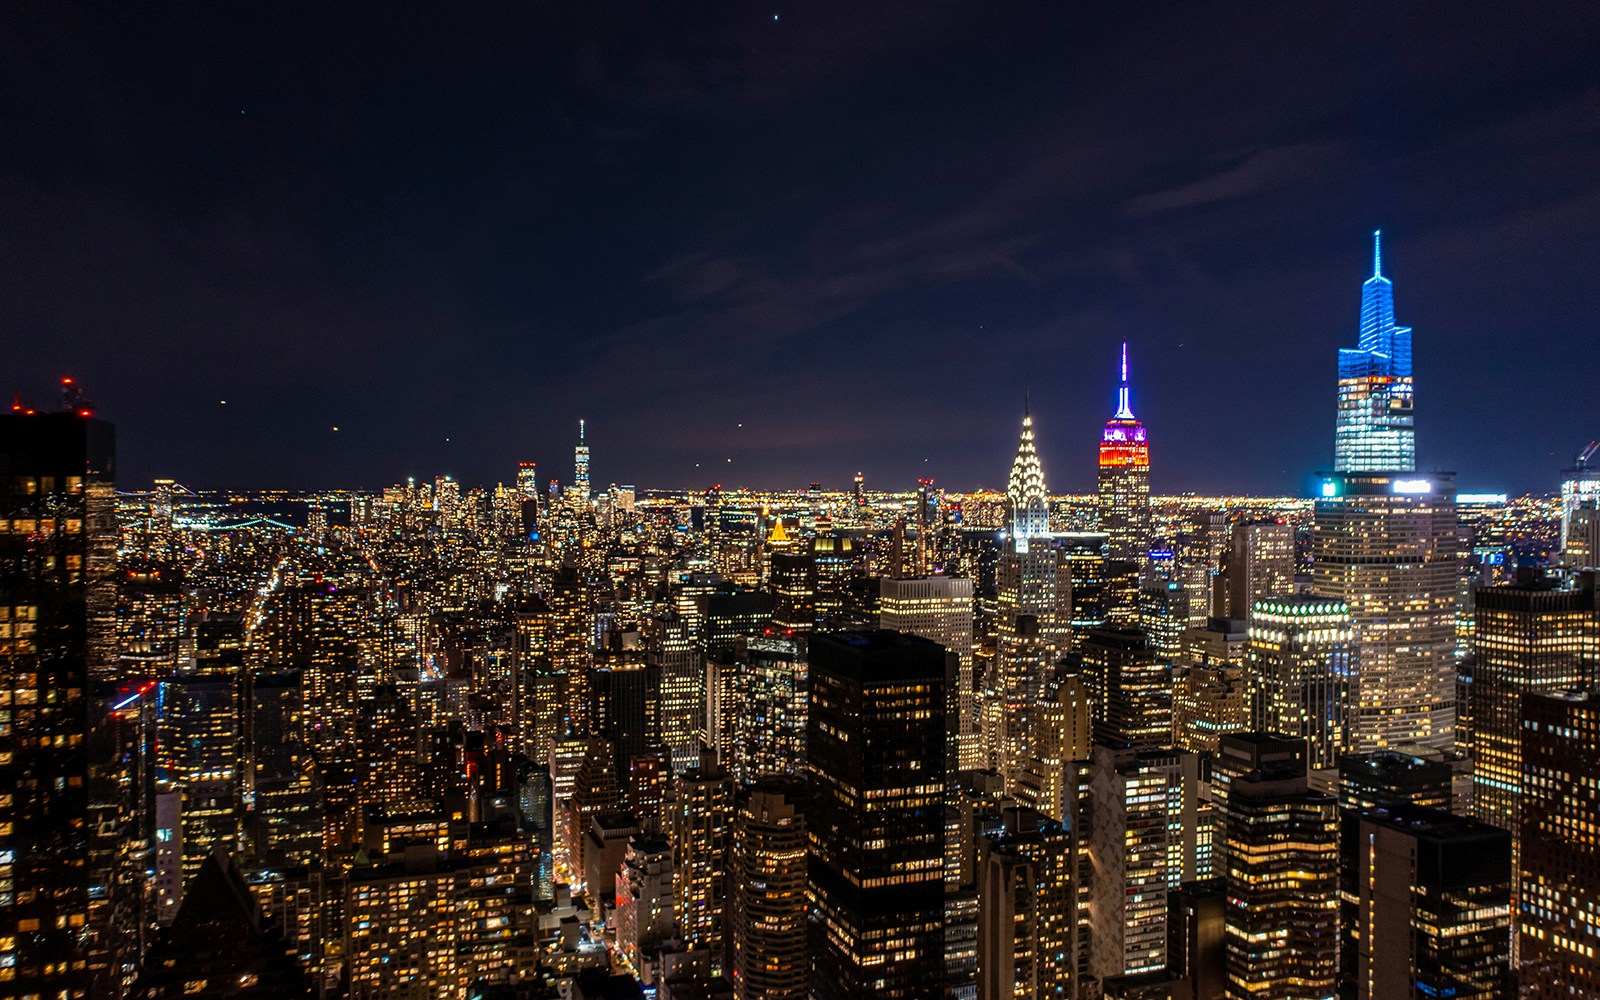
[1314,232,1457,751]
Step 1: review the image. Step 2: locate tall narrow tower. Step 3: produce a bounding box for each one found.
[1335,230,1415,473]
[1097,343,1150,564]
[572,419,591,507]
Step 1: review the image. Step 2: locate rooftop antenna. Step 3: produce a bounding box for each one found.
[1373,229,1383,279]
[1115,342,1135,419]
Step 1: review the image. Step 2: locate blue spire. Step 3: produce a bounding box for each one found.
[1372,229,1382,279]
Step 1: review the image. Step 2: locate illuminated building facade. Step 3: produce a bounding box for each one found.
[615,835,675,979]
[1097,344,1151,565]
[1006,410,1050,542]
[807,631,948,999]
[734,635,808,782]
[572,419,590,509]
[1172,617,1249,754]
[1342,804,1511,1000]
[731,777,807,1000]
[1012,674,1092,823]
[1335,231,1415,474]
[0,410,116,1000]
[1518,689,1600,998]
[343,840,532,999]
[1221,748,1339,1000]
[1088,745,1201,983]
[646,610,701,772]
[879,574,976,769]
[1223,520,1294,623]
[671,750,734,971]
[1312,472,1458,750]
[1081,626,1170,750]
[1469,570,1597,846]
[1246,596,1353,770]
[976,805,1074,1000]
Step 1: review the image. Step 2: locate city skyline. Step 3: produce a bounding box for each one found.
[4,6,1600,494]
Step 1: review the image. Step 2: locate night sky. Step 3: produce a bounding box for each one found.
[4,5,1599,496]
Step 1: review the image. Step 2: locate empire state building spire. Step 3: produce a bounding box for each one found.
[1006,410,1049,541]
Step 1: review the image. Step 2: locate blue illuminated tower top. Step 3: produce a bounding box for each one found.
[1335,230,1415,472]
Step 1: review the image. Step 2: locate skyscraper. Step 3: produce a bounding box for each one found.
[879,575,975,769]
[976,805,1075,1000]
[731,777,808,1000]
[1469,570,1597,843]
[1518,689,1600,998]
[1006,409,1050,543]
[1220,744,1340,1000]
[1342,804,1512,1000]
[1,408,116,999]
[1097,343,1151,565]
[1312,472,1458,750]
[1081,626,1170,750]
[1222,520,1295,623]
[1335,231,1415,473]
[572,418,591,508]
[1246,596,1353,770]
[807,631,948,999]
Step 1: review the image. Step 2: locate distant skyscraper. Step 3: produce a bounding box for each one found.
[1097,343,1151,565]
[1312,472,1458,750]
[1246,596,1353,770]
[1518,688,1600,998]
[807,631,948,999]
[1335,230,1415,473]
[1223,520,1295,623]
[572,418,591,507]
[1006,409,1050,542]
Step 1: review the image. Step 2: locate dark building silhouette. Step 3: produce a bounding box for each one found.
[132,850,314,998]
[807,631,949,999]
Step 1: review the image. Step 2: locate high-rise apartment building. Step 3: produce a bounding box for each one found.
[1,409,116,999]
[671,750,735,971]
[731,777,808,1000]
[1246,596,1353,770]
[1518,689,1600,998]
[1312,472,1458,750]
[1335,231,1415,473]
[807,631,949,999]
[1097,344,1151,565]
[880,574,975,769]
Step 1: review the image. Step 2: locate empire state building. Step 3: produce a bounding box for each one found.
[1097,343,1151,564]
